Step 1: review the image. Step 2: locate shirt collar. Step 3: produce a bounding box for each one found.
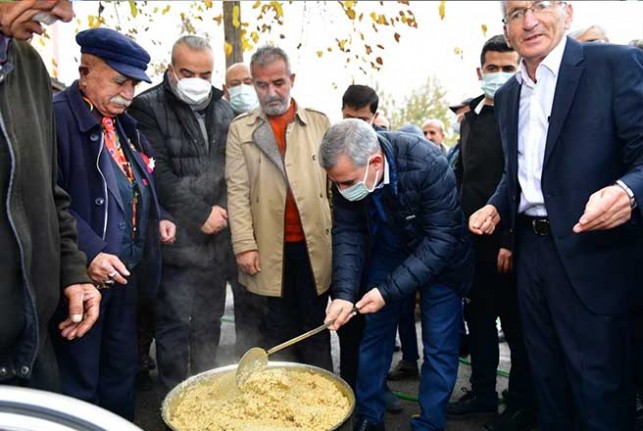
[382,154,390,185]
[516,35,567,84]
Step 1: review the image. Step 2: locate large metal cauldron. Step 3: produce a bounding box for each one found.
[162,361,354,431]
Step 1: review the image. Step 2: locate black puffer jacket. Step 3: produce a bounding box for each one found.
[331,131,474,304]
[129,72,235,268]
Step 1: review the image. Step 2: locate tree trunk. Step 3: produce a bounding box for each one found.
[223,1,243,68]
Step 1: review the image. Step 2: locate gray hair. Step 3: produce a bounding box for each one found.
[171,35,212,64]
[422,118,445,133]
[569,24,609,43]
[319,119,379,169]
[250,45,291,74]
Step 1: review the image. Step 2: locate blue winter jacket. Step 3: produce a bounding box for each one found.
[331,131,474,304]
[53,81,162,296]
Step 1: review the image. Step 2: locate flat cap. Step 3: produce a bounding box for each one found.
[449,97,474,114]
[76,28,151,83]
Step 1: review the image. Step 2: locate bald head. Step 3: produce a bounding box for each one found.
[224,62,252,99]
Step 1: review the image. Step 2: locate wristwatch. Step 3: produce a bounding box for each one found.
[614,179,637,209]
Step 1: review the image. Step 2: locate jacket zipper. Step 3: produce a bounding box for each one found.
[0,109,38,373]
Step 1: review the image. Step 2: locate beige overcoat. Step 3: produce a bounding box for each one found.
[225,102,332,297]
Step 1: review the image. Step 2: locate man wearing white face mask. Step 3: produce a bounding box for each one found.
[449,35,537,431]
[223,62,259,116]
[129,35,237,394]
[321,119,474,431]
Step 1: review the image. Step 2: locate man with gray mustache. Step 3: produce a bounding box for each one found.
[50,27,174,420]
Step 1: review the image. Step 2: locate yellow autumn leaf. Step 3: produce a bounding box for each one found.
[344,1,356,9]
[481,24,488,36]
[252,1,261,9]
[204,0,213,8]
[88,15,100,28]
[438,0,446,20]
[316,50,324,58]
[162,5,171,15]
[232,4,241,28]
[128,0,138,18]
[250,31,259,44]
[271,1,284,18]
[224,41,233,57]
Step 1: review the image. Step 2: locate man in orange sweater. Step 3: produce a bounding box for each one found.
[225,46,333,370]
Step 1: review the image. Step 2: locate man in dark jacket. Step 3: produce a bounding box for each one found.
[0,0,100,391]
[321,119,474,431]
[129,35,252,393]
[51,28,171,420]
[449,35,536,431]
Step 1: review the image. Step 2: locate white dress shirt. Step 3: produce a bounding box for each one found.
[515,37,567,217]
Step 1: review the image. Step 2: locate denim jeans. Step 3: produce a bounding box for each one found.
[356,283,461,430]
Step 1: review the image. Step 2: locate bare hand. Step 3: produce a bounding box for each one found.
[201,205,228,235]
[497,247,513,274]
[159,219,177,244]
[469,204,500,235]
[88,252,130,286]
[573,185,632,233]
[325,299,358,331]
[355,288,386,314]
[236,250,261,275]
[58,283,101,340]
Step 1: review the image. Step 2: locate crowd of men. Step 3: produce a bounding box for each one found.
[1,1,643,431]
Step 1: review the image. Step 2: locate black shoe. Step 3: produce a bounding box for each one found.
[387,359,418,380]
[483,407,537,431]
[353,417,385,431]
[383,390,403,414]
[446,388,497,419]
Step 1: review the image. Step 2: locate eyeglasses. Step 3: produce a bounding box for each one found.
[503,1,567,24]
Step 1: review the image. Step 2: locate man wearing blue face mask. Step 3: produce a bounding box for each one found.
[449,34,536,431]
[321,119,474,431]
[129,35,238,394]
[223,62,259,116]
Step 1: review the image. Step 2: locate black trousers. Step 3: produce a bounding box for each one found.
[464,257,535,411]
[515,222,633,430]
[263,241,332,371]
[155,264,227,393]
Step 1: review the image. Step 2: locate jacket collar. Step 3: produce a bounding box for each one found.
[377,133,399,195]
[65,80,142,144]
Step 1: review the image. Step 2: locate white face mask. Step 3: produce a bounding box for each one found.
[451,117,461,135]
[228,84,259,113]
[174,70,212,106]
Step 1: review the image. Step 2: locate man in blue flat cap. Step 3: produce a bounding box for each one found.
[50,27,175,420]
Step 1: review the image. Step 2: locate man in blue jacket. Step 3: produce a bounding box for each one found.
[321,119,474,431]
[51,28,174,420]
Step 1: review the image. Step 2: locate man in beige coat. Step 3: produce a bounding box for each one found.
[225,46,332,370]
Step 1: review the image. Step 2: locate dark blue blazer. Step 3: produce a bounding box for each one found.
[490,37,643,315]
[54,81,162,295]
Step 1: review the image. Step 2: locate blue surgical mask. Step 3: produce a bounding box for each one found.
[338,158,381,202]
[228,84,259,113]
[481,72,515,100]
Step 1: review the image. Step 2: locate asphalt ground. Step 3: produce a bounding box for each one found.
[134,287,512,431]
